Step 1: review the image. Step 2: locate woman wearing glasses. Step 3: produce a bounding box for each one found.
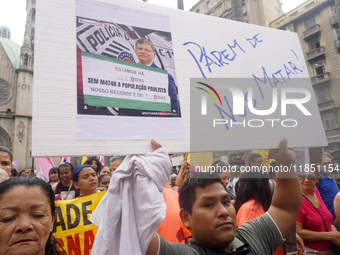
[296,170,340,254]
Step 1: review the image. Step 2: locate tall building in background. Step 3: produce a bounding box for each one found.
[190,0,284,26]
[0,0,35,170]
[270,0,340,162]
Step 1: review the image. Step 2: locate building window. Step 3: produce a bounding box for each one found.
[290,11,298,17]
[331,5,336,16]
[305,17,316,30]
[308,37,320,51]
[242,2,247,14]
[305,2,315,9]
[196,8,200,13]
[326,143,340,150]
[317,86,331,103]
[322,112,338,130]
[336,28,340,40]
[218,6,223,16]
[0,79,10,103]
[207,0,211,8]
[313,60,326,76]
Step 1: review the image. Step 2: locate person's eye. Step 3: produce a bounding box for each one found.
[204,203,213,208]
[33,214,45,218]
[1,216,15,223]
[223,200,231,205]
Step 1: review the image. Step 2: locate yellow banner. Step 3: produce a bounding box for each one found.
[188,152,213,170]
[52,191,106,255]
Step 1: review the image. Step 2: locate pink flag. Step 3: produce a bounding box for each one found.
[60,157,71,164]
[97,156,105,166]
[35,157,55,181]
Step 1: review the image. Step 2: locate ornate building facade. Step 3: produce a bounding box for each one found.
[270,0,340,162]
[0,0,35,170]
[190,0,283,26]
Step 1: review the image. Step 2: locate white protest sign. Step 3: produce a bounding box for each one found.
[32,0,327,156]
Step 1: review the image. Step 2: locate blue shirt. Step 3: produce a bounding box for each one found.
[316,171,339,218]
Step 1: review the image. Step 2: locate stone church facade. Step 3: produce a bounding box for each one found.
[0,0,35,170]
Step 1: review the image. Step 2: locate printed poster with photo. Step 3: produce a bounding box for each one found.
[76,0,184,140]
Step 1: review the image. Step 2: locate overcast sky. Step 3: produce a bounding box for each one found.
[1,0,308,46]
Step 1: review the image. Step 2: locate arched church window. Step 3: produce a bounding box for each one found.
[0,79,10,103]
[24,54,28,66]
[0,127,12,150]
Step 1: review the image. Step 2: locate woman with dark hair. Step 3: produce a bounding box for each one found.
[0,176,65,254]
[98,174,111,191]
[10,168,18,178]
[73,164,99,198]
[98,166,110,177]
[84,157,102,174]
[235,171,284,255]
[48,167,60,192]
[234,171,272,224]
[55,162,79,200]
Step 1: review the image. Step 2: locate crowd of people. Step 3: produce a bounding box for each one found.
[0,139,340,254]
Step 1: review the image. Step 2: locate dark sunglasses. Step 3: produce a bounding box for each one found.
[298,174,317,180]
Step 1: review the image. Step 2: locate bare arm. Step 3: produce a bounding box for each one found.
[175,156,189,187]
[145,140,163,255]
[267,138,301,238]
[296,221,340,245]
[334,192,340,230]
[296,232,305,253]
[146,234,159,255]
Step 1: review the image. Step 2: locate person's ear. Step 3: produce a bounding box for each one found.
[73,181,79,190]
[179,209,191,229]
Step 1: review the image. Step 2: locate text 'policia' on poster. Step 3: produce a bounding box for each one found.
[76,0,184,141]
